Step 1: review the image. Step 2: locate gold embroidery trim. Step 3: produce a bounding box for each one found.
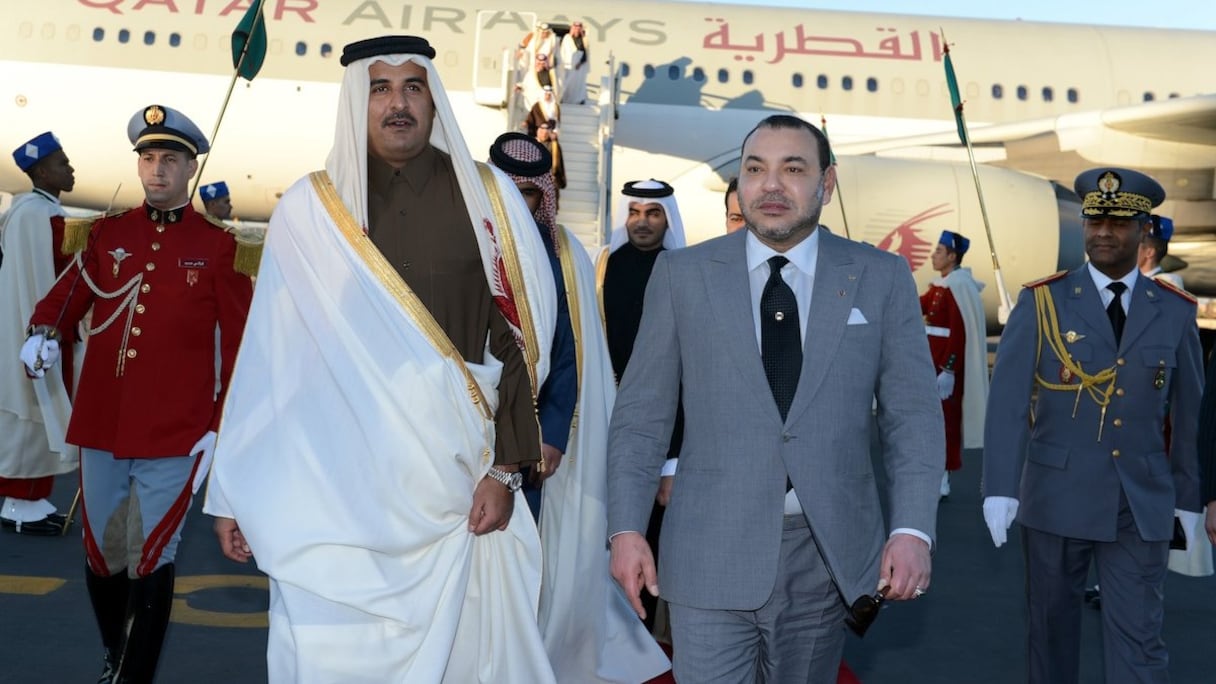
[307,171,492,421]
[594,245,609,333]
[555,228,583,453]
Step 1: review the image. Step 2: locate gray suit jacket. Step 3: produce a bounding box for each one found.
[607,229,944,610]
[983,268,1204,541]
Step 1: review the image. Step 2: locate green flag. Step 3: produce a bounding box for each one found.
[943,41,968,145]
[819,115,838,165]
[231,0,268,81]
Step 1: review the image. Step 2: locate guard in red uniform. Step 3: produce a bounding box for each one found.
[920,230,987,497]
[21,105,255,684]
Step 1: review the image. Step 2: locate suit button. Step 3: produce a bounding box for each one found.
[1116,358,1126,366]
[1111,449,1121,457]
[145,263,155,272]
[1113,418,1122,427]
[156,225,165,234]
[1116,388,1125,397]
[126,349,137,359]
[135,304,145,314]
[131,327,141,336]
[140,283,151,294]
[782,433,792,443]
[151,242,161,251]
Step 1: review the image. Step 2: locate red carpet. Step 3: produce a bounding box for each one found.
[642,642,863,683]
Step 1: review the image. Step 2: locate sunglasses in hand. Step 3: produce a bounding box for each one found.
[845,586,889,637]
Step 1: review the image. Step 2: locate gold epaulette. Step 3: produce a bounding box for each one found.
[201,213,230,230]
[61,209,128,254]
[1022,270,1068,289]
[226,224,265,278]
[1155,278,1197,304]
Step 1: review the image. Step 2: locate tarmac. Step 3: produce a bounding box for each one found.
[2,449,1214,683]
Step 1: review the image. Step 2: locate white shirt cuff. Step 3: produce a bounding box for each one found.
[661,458,678,477]
[890,527,932,546]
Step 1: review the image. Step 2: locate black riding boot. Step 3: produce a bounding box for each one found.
[113,563,175,684]
[85,565,130,684]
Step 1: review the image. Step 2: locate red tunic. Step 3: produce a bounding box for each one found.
[920,283,966,471]
[30,203,252,458]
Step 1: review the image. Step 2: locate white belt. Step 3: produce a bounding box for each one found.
[925,325,951,338]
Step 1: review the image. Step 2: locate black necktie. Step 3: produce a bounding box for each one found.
[1106,281,1127,346]
[761,256,802,421]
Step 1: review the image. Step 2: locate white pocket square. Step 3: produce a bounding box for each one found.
[847,308,868,325]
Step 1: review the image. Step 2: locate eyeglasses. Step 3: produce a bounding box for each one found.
[845,586,888,637]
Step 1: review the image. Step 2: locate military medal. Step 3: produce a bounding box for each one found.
[185,269,199,287]
[108,247,131,277]
[1059,365,1073,383]
[1064,330,1085,344]
[1154,361,1167,390]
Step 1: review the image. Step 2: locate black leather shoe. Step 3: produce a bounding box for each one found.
[0,513,66,536]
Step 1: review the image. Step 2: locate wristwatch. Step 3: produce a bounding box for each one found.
[485,467,523,492]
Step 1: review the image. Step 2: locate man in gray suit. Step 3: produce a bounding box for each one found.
[607,114,944,683]
[983,167,1204,683]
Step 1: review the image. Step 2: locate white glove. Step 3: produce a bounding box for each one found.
[936,370,955,400]
[190,431,218,495]
[19,335,60,378]
[983,496,1019,548]
[1176,509,1201,551]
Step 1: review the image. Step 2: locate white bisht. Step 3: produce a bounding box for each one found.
[937,266,989,448]
[205,50,557,684]
[538,227,671,682]
[557,33,590,105]
[0,191,78,478]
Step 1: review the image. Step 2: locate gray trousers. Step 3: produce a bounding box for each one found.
[1023,494,1170,684]
[669,514,847,684]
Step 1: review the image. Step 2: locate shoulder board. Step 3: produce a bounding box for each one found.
[1155,278,1197,304]
[226,224,265,278]
[1022,270,1068,289]
[61,209,129,254]
[201,213,231,230]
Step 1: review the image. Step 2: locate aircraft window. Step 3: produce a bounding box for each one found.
[717,69,729,83]
[93,27,104,42]
[1169,92,1179,99]
[668,65,680,80]
[743,71,754,85]
[992,84,1003,99]
[817,75,828,89]
[1042,86,1053,102]
[118,29,130,44]
[195,34,207,49]
[1067,88,1079,103]
[67,24,81,41]
[966,82,979,98]
[916,79,929,96]
[320,43,333,58]
[792,73,804,88]
[144,31,155,46]
[866,77,878,92]
[842,76,853,91]
[620,63,630,77]
[892,78,905,95]
[295,41,307,56]
[1143,92,1154,101]
[692,67,705,82]
[644,64,655,79]
[1016,85,1028,101]
[169,33,181,47]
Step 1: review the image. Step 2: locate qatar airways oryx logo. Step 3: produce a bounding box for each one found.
[872,204,953,272]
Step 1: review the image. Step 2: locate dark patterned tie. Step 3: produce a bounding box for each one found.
[761,256,802,421]
[1106,281,1127,346]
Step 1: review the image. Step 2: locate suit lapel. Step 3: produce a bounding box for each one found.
[785,232,860,426]
[703,232,778,416]
[1119,276,1161,351]
[1066,269,1118,352]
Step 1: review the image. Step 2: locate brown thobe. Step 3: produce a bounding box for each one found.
[367,146,539,467]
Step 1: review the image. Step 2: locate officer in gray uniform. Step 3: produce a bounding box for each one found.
[982,167,1204,683]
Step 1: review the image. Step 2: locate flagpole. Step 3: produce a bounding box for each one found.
[820,115,851,240]
[190,0,268,203]
[942,29,1013,322]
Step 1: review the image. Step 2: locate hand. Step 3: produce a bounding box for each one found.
[936,370,955,400]
[531,444,563,484]
[20,335,60,378]
[190,431,218,495]
[1175,509,1201,551]
[877,534,931,600]
[214,517,252,563]
[468,467,516,535]
[610,531,659,620]
[1205,505,1216,546]
[655,475,674,507]
[983,496,1019,548]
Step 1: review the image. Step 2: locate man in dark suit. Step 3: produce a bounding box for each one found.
[984,167,1204,683]
[607,114,943,682]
